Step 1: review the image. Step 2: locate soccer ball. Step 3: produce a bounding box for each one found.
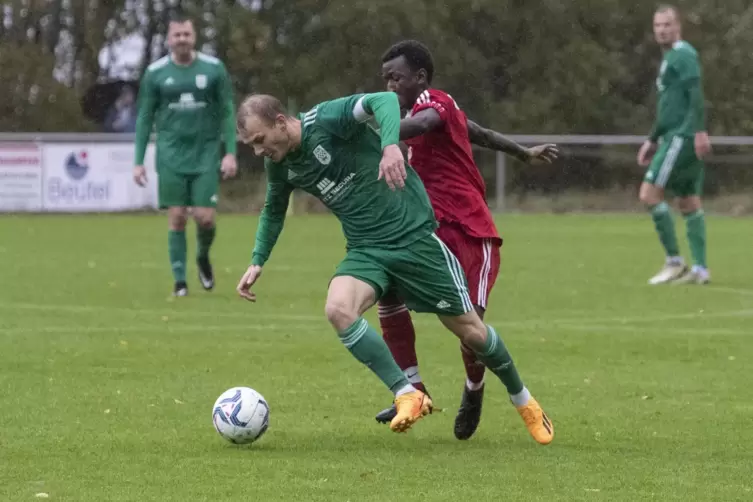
[212,386,269,444]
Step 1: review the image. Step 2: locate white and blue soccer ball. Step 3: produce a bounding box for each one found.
[212,386,269,444]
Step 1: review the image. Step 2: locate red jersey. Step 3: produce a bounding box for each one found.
[405,89,500,241]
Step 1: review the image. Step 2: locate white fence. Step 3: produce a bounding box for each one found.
[492,134,753,211]
[1,133,752,212]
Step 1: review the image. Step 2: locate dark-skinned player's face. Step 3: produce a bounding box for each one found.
[382,56,427,110]
[240,114,292,163]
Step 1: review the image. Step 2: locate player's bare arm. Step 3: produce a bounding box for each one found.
[399,108,444,140]
[466,120,558,164]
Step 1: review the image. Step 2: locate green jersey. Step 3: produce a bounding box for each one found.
[251,93,437,267]
[649,40,706,141]
[134,52,236,174]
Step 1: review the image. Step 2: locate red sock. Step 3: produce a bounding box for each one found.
[378,302,427,394]
[460,343,486,386]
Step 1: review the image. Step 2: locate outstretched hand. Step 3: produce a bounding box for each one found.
[525,144,559,165]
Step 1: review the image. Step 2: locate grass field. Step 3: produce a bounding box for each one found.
[1,213,752,501]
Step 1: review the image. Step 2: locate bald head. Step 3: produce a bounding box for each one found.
[236,94,300,162]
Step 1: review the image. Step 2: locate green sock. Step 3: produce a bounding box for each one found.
[168,230,187,283]
[684,209,707,268]
[650,202,680,258]
[196,224,216,260]
[339,318,410,394]
[474,325,524,395]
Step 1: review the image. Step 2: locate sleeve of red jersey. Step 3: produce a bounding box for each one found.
[412,90,452,122]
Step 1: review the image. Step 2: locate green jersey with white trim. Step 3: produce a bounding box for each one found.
[650,40,706,141]
[134,52,236,174]
[251,93,437,267]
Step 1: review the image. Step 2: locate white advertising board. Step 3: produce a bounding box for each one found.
[0,142,42,211]
[41,143,158,212]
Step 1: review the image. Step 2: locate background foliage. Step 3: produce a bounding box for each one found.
[2,0,752,207]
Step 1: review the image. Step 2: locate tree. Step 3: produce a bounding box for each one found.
[0,43,95,132]
[2,0,753,137]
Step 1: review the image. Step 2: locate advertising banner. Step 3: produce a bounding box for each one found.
[41,143,157,212]
[0,142,42,211]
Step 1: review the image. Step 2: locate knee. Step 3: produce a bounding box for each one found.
[460,322,488,353]
[678,197,702,214]
[325,299,358,332]
[196,217,214,230]
[465,320,488,346]
[169,213,188,231]
[194,213,215,229]
[443,313,487,348]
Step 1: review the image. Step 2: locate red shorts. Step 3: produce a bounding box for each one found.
[436,222,501,310]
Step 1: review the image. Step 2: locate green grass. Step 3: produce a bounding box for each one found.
[1,213,752,501]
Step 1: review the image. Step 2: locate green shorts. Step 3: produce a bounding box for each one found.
[334,232,474,317]
[157,169,219,209]
[644,135,705,197]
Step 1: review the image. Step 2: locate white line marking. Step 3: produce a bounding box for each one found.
[0,324,313,335]
[706,286,753,297]
[552,324,751,336]
[1,302,751,330]
[545,309,753,327]
[4,321,747,338]
[0,302,324,322]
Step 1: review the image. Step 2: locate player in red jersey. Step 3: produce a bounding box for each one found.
[374,40,558,440]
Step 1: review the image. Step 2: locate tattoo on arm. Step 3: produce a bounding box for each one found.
[467,119,529,161]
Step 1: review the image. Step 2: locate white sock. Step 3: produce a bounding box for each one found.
[510,387,531,407]
[691,264,708,274]
[403,366,422,384]
[667,256,684,266]
[466,377,485,391]
[395,384,417,397]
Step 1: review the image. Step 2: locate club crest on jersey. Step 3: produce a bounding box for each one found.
[313,145,331,165]
[195,74,207,89]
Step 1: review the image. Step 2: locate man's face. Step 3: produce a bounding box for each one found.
[653,10,680,48]
[167,21,196,58]
[381,55,423,110]
[240,114,291,163]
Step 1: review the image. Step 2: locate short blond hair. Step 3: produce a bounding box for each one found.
[656,4,681,22]
[236,94,288,134]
